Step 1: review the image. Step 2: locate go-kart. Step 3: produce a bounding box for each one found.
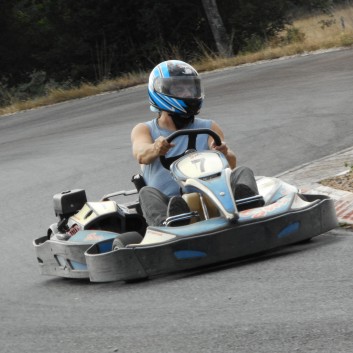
[33,129,338,282]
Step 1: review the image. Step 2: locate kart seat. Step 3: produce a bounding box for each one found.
[182,193,265,222]
[182,193,220,222]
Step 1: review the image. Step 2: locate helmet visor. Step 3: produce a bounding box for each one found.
[154,77,203,99]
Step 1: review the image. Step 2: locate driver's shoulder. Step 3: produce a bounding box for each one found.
[131,122,153,140]
[193,117,213,129]
[209,120,224,133]
[133,119,155,131]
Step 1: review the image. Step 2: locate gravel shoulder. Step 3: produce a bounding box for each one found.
[320,170,353,193]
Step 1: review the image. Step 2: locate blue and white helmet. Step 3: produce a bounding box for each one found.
[148,60,204,118]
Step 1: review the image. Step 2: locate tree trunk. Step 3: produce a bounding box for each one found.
[201,0,232,57]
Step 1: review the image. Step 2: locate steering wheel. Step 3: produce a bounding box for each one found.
[160,128,222,170]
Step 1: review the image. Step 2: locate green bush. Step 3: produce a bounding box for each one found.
[242,34,265,53]
[285,27,306,43]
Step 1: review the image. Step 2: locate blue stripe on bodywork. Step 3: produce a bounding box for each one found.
[70,261,88,270]
[55,255,66,267]
[97,239,114,253]
[277,221,300,238]
[196,174,236,214]
[153,218,229,237]
[174,250,207,260]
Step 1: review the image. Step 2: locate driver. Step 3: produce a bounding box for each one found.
[131,60,259,226]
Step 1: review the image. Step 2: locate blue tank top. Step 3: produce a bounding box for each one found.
[142,117,213,196]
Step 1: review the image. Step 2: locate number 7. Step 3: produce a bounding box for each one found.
[191,158,205,172]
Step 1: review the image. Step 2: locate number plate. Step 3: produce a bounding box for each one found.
[175,152,224,178]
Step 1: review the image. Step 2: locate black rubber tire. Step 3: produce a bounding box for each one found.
[112,231,143,250]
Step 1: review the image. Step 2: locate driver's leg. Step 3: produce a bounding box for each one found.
[139,186,170,226]
[230,166,259,199]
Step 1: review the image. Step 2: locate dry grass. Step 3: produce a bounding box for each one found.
[1,5,353,117]
[294,5,353,45]
[0,71,148,116]
[194,5,353,71]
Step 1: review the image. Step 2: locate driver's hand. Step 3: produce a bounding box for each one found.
[211,140,228,156]
[153,136,175,156]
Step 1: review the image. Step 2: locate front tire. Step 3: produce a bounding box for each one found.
[112,231,143,250]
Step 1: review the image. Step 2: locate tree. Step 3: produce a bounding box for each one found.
[218,0,291,53]
[2,0,339,90]
[201,0,232,56]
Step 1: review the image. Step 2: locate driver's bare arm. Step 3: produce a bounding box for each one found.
[209,122,237,169]
[131,123,174,164]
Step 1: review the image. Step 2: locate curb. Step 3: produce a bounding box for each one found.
[276,146,353,226]
[300,184,353,226]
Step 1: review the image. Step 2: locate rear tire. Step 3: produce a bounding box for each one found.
[112,231,143,250]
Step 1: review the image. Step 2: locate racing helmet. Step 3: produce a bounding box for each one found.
[148,60,204,118]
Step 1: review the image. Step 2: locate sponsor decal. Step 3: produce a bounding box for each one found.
[240,196,291,219]
[66,224,80,237]
[84,232,105,241]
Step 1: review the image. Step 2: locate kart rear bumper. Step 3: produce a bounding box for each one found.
[34,236,91,278]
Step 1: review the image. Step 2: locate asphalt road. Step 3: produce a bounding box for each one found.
[1,48,353,353]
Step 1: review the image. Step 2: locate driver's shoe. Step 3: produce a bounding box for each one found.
[234,184,256,200]
[167,196,191,226]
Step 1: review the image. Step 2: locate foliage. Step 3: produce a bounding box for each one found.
[268,26,306,48]
[218,0,292,53]
[0,0,211,86]
[344,161,353,172]
[0,0,350,101]
[318,15,337,28]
